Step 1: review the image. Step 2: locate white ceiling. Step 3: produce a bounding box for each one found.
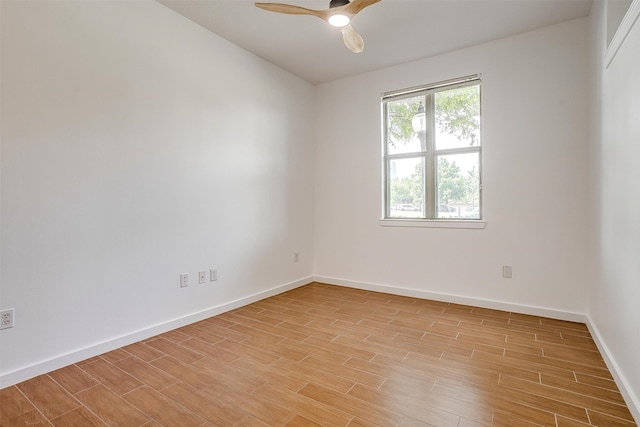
[158,0,593,84]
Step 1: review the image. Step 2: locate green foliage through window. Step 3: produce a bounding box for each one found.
[383,76,482,219]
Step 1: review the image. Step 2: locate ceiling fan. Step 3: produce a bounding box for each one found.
[255,0,382,53]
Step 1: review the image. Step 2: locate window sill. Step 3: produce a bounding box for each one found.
[379,219,487,229]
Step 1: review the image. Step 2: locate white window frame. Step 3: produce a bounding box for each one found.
[380,75,486,229]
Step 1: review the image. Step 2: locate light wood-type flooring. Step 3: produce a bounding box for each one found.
[1,283,636,427]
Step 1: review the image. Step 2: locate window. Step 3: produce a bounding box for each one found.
[382,75,482,221]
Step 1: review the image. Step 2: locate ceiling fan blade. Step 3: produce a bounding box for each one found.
[344,0,382,16]
[255,2,329,20]
[340,24,364,53]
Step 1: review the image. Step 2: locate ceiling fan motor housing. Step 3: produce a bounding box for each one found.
[330,0,350,8]
[255,0,380,53]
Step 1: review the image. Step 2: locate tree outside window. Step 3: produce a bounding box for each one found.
[383,77,481,220]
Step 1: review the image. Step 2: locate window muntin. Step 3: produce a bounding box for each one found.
[383,76,481,220]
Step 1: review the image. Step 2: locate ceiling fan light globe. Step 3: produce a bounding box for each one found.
[328,14,350,27]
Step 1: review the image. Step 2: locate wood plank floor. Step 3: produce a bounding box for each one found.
[1,283,636,427]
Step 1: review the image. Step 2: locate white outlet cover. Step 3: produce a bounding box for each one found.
[502,266,513,278]
[0,308,14,330]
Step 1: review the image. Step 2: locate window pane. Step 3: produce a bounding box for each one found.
[436,153,480,219]
[434,85,480,150]
[386,96,425,155]
[388,157,424,218]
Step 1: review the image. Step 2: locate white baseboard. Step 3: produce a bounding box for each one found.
[313,275,587,322]
[0,276,313,389]
[586,316,640,424]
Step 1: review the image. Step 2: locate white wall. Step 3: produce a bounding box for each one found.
[314,19,592,317]
[589,0,640,417]
[0,0,315,386]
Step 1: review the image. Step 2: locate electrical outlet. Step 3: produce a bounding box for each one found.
[199,270,206,284]
[294,252,299,263]
[502,265,512,279]
[1,309,14,330]
[210,268,218,282]
[180,273,189,288]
